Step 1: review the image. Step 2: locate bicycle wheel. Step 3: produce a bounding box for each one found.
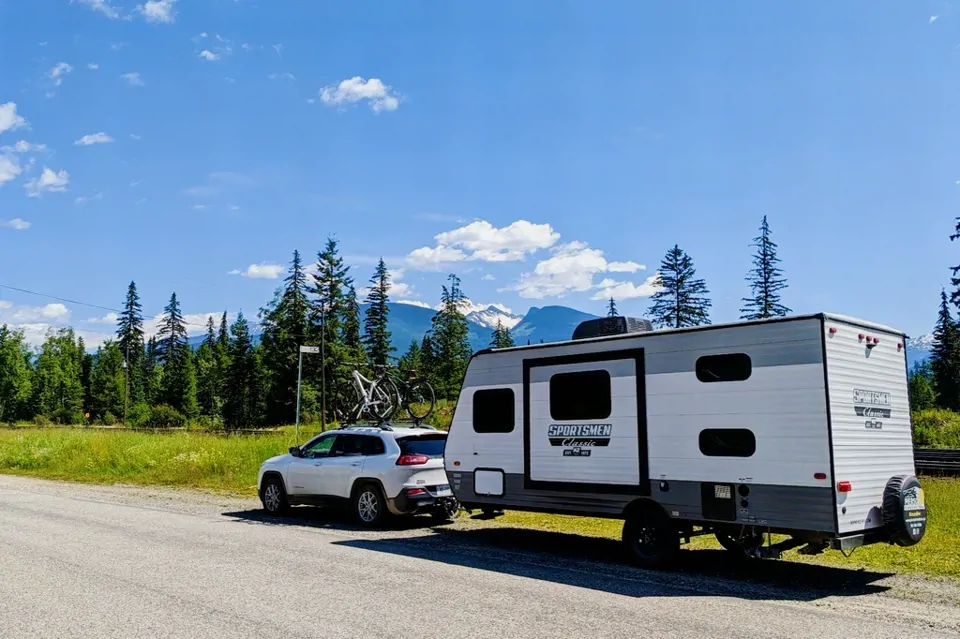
[332,383,362,425]
[404,378,436,421]
[369,377,398,421]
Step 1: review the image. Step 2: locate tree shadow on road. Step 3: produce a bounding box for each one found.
[222,508,894,602]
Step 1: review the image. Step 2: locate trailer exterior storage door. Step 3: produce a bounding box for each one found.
[824,318,916,536]
[524,349,647,494]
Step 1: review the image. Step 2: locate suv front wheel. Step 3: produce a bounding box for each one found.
[352,483,388,527]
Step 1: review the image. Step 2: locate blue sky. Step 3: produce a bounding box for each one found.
[0,0,957,345]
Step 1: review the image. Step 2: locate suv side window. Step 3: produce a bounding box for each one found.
[332,434,383,457]
[302,435,337,459]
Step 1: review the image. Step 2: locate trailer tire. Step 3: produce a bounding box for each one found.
[622,506,680,569]
[882,474,928,547]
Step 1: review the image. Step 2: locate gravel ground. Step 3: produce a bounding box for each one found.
[1,475,958,639]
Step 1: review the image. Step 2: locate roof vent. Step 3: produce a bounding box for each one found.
[572,316,653,340]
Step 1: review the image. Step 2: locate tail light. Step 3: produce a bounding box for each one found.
[814,472,827,480]
[406,488,426,497]
[396,454,429,466]
[837,481,853,493]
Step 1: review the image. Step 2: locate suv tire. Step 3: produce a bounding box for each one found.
[260,476,289,515]
[352,482,388,528]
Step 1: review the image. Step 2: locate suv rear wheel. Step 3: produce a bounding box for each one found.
[352,482,387,527]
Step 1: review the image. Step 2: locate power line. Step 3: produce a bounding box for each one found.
[0,283,218,329]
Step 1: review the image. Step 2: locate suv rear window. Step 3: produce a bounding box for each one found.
[397,434,447,458]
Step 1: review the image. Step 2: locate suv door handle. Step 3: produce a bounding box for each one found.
[350,462,361,467]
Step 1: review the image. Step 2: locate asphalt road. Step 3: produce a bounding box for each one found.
[0,476,958,639]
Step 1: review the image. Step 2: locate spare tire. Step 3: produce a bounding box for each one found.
[882,475,928,547]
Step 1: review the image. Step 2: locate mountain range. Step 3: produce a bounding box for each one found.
[183,303,936,368]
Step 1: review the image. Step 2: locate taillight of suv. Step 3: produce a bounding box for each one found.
[396,454,430,466]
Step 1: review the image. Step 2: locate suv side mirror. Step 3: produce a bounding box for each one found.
[289,446,301,457]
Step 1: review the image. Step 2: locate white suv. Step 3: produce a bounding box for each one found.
[257,424,458,527]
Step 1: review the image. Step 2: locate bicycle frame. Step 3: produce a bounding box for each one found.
[349,368,394,417]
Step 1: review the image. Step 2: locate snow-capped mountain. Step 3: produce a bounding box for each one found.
[465,304,523,330]
[907,333,933,369]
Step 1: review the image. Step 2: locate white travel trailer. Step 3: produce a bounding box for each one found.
[444,314,928,568]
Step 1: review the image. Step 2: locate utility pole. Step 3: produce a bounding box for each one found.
[122,343,129,427]
[295,344,320,445]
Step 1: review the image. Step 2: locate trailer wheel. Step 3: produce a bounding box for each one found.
[622,507,680,569]
[882,475,928,547]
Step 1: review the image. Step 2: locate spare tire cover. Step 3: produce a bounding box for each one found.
[882,475,927,547]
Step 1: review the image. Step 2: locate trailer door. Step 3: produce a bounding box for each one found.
[523,349,648,494]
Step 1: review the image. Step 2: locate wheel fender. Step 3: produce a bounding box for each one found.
[882,474,928,547]
[259,471,286,497]
[350,478,387,500]
[622,497,671,523]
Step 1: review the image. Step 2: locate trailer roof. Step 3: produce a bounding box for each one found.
[480,312,906,356]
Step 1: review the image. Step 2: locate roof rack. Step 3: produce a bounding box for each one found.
[336,423,394,431]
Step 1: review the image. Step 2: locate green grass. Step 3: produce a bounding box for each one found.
[0,427,957,578]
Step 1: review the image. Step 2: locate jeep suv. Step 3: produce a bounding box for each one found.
[257,425,457,526]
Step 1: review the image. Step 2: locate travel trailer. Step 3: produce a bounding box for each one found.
[444,314,928,568]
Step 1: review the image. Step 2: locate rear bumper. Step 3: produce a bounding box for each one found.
[388,486,457,515]
[829,528,888,551]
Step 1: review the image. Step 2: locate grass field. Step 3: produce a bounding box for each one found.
[0,427,957,578]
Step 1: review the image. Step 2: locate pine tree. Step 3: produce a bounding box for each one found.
[195,316,222,420]
[116,281,145,402]
[607,297,618,318]
[908,361,936,412]
[342,285,365,363]
[741,216,791,320]
[156,292,198,417]
[647,245,712,328]
[89,341,126,421]
[362,258,394,367]
[78,336,94,417]
[950,216,960,309]
[398,340,422,378]
[32,328,85,423]
[260,250,312,425]
[490,320,515,349]
[309,237,353,415]
[0,325,33,423]
[218,311,230,351]
[223,311,262,429]
[427,274,473,399]
[143,335,161,406]
[930,289,960,411]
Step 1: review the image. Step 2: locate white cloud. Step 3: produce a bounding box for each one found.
[138,0,176,23]
[121,72,144,86]
[406,245,468,269]
[199,32,209,38]
[481,273,496,281]
[0,103,27,134]
[74,192,103,206]
[435,220,560,262]
[1,218,30,230]
[48,62,73,86]
[397,300,431,309]
[590,275,662,301]
[930,15,939,24]
[607,260,645,273]
[0,301,11,309]
[269,72,296,81]
[75,132,114,145]
[502,241,647,299]
[1,140,45,154]
[76,0,121,19]
[130,134,142,140]
[0,155,22,185]
[25,168,70,197]
[320,76,400,113]
[406,220,559,268]
[87,63,100,70]
[228,263,284,279]
[10,303,70,322]
[191,204,208,210]
[199,50,219,61]
[85,312,119,325]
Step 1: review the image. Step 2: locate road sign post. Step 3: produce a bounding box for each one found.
[295,345,321,445]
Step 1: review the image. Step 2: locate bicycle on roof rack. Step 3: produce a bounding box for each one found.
[333,362,436,425]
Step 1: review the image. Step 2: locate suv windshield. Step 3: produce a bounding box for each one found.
[397,434,447,458]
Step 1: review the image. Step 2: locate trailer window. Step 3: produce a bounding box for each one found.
[473,388,515,433]
[699,429,756,457]
[695,353,752,383]
[549,370,612,421]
